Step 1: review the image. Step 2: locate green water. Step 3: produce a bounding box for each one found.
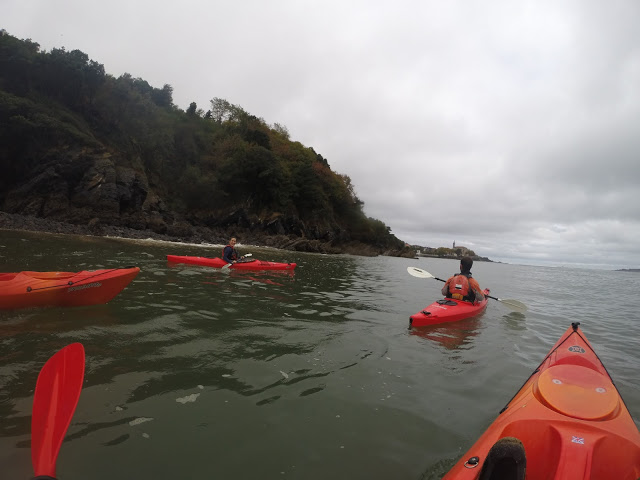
[1,229,640,479]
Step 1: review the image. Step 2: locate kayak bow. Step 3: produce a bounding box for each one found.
[0,267,140,309]
[442,322,640,479]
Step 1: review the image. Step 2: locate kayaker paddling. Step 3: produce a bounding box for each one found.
[167,255,297,271]
[407,266,526,313]
[222,237,245,264]
[441,256,485,303]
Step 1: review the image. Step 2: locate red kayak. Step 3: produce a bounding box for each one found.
[0,267,140,309]
[441,322,640,479]
[409,289,490,327]
[167,255,296,271]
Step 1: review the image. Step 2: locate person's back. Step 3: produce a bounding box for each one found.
[441,256,484,303]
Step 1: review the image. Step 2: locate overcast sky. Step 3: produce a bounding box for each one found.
[3,0,640,268]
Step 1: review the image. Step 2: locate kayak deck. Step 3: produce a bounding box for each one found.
[0,267,140,309]
[409,289,490,327]
[442,322,640,479]
[167,255,296,271]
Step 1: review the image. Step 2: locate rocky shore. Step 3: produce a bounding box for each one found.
[0,211,410,257]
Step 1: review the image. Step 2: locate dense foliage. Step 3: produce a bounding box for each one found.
[0,31,407,252]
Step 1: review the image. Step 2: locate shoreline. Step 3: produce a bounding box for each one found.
[0,212,411,258]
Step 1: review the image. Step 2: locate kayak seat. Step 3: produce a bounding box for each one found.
[437,299,458,306]
[478,436,526,480]
[501,422,561,478]
[500,419,640,479]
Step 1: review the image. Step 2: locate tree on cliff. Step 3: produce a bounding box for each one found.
[0,31,410,255]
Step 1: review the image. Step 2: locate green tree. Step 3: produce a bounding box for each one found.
[0,32,410,255]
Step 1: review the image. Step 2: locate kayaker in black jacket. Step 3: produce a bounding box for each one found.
[222,237,245,264]
[441,256,485,303]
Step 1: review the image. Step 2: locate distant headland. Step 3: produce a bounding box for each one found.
[409,242,493,263]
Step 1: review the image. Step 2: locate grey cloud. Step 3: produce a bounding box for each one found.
[2,0,640,268]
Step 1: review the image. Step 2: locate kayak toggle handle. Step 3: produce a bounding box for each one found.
[571,322,580,331]
[464,456,480,468]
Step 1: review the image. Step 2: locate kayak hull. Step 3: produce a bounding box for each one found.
[441,323,640,479]
[409,289,490,327]
[167,255,296,271]
[0,267,140,309]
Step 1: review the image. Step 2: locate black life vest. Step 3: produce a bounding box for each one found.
[222,245,238,261]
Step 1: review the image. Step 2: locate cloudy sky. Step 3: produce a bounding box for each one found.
[3,0,640,268]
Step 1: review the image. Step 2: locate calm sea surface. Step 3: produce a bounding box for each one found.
[1,229,640,479]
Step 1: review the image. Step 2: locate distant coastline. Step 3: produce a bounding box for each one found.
[412,244,493,263]
[415,253,494,262]
[616,268,640,272]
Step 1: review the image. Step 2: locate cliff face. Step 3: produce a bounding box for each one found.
[3,147,167,231]
[5,149,146,221]
[0,145,410,257]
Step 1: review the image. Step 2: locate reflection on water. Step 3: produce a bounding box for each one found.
[501,310,527,331]
[409,317,482,350]
[1,231,640,479]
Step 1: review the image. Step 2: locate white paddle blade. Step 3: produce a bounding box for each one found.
[407,267,435,279]
[498,298,528,311]
[244,253,253,257]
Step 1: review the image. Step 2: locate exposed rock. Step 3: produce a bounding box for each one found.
[166,221,194,238]
[146,215,167,234]
[116,165,149,214]
[87,217,103,234]
[0,144,413,258]
[71,156,120,216]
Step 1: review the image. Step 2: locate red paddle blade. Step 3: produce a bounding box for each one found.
[31,343,85,478]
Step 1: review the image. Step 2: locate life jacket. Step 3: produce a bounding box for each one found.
[222,245,238,261]
[446,273,474,301]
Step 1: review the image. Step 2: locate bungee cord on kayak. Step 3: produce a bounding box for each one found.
[23,267,133,292]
